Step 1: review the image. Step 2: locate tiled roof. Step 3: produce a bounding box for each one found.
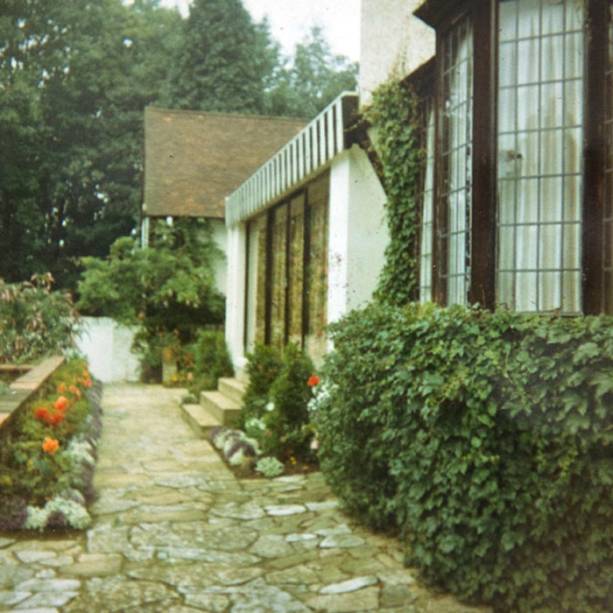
[143,107,306,219]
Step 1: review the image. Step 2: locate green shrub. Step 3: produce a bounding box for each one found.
[317,302,613,612]
[262,344,315,461]
[239,343,283,426]
[190,329,233,394]
[0,273,78,364]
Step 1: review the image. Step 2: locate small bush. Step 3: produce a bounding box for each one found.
[190,329,233,394]
[318,302,613,612]
[0,273,78,364]
[261,344,315,461]
[255,456,284,478]
[239,343,283,426]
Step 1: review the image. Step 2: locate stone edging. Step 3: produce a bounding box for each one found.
[0,355,65,429]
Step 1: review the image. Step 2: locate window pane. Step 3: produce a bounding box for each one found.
[496,0,584,313]
[441,17,473,305]
[419,105,435,303]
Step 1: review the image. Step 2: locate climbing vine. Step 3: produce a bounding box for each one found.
[364,79,423,306]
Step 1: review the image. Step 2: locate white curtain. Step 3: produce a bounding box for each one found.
[444,19,473,305]
[497,0,584,312]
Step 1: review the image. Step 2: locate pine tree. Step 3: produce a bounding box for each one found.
[166,0,277,113]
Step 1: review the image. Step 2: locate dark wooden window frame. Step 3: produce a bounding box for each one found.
[417,0,609,314]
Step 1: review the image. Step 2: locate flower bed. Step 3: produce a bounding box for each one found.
[0,359,102,532]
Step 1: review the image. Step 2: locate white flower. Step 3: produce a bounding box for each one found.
[265,401,275,412]
[24,506,50,531]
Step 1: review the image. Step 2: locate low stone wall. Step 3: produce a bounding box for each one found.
[0,355,64,428]
[76,317,140,383]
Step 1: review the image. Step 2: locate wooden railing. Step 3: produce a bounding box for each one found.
[225,92,358,226]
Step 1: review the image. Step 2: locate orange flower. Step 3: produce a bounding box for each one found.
[307,374,321,388]
[57,383,67,394]
[69,384,81,398]
[42,437,60,454]
[83,378,93,388]
[54,396,69,412]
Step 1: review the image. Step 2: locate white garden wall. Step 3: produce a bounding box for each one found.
[76,317,141,383]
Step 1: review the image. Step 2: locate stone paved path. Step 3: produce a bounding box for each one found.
[0,384,489,612]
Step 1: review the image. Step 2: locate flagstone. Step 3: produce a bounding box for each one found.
[0,384,489,613]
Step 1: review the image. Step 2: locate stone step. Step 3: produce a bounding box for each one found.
[200,391,241,427]
[217,377,247,406]
[181,403,220,437]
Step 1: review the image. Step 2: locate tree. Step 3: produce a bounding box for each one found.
[0,0,182,288]
[266,26,358,119]
[165,0,278,113]
[77,218,224,353]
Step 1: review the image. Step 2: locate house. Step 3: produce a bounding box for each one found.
[224,0,612,374]
[142,107,306,295]
[222,1,433,373]
[223,92,391,371]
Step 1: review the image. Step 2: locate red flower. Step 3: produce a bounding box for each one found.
[48,412,64,426]
[34,407,50,422]
[307,374,321,388]
[54,396,69,412]
[83,378,93,388]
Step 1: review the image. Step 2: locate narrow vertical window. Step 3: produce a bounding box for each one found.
[420,104,435,302]
[440,18,474,305]
[497,0,584,312]
[604,3,613,313]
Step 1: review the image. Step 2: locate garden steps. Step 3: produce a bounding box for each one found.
[200,390,241,427]
[217,377,247,405]
[181,402,220,436]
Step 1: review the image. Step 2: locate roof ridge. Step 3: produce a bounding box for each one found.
[145,105,308,124]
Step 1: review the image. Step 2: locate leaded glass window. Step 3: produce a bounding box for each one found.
[419,104,435,303]
[440,17,473,305]
[496,0,584,312]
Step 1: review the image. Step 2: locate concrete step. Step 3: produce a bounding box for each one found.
[217,377,247,406]
[200,391,241,427]
[181,403,220,437]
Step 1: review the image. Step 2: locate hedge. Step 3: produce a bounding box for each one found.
[316,302,613,612]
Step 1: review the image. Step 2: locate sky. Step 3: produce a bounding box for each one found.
[159,0,361,61]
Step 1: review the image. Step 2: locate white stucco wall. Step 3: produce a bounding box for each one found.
[328,146,389,324]
[224,223,248,372]
[210,218,228,296]
[76,317,141,383]
[359,0,435,106]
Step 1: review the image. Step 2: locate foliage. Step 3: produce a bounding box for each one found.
[317,301,613,612]
[0,359,101,530]
[261,344,316,461]
[255,456,284,478]
[77,219,224,377]
[165,0,276,114]
[0,0,183,289]
[364,80,422,305]
[240,343,283,427]
[0,273,79,364]
[265,25,358,119]
[190,329,234,394]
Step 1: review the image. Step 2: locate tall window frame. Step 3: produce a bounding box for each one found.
[416,0,612,315]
